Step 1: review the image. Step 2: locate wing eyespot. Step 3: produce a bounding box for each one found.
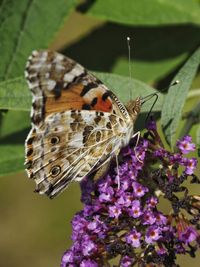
[50,136,60,145]
[50,166,61,177]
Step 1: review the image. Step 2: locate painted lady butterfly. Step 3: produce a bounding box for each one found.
[25,50,141,198]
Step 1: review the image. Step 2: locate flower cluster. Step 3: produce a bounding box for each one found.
[61,121,199,267]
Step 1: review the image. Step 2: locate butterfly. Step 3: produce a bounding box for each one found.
[25,50,141,198]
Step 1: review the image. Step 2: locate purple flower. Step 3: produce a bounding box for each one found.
[145,226,161,244]
[71,214,87,241]
[83,205,95,216]
[142,210,156,225]
[117,192,132,207]
[154,147,170,158]
[132,182,148,197]
[61,250,74,266]
[87,215,104,234]
[126,229,142,247]
[80,259,98,267]
[155,212,168,225]
[108,204,122,218]
[99,186,114,202]
[175,243,186,254]
[178,226,199,244]
[97,175,112,193]
[177,135,196,154]
[156,246,167,255]
[120,255,134,267]
[120,177,131,190]
[82,237,97,256]
[128,200,143,218]
[182,158,198,175]
[146,196,158,208]
[170,153,182,163]
[146,118,157,131]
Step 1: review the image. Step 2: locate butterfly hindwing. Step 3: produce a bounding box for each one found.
[25,110,127,198]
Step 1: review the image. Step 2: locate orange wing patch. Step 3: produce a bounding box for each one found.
[93,95,112,112]
[45,84,85,117]
[45,83,113,118]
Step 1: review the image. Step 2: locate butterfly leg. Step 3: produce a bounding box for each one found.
[115,153,120,190]
[131,131,142,163]
[132,131,140,145]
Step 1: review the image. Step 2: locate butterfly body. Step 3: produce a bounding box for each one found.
[25,50,141,198]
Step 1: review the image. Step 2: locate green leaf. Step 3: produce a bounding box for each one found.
[112,55,186,84]
[0,0,77,80]
[161,46,200,147]
[81,0,200,26]
[0,77,31,111]
[0,73,163,112]
[0,145,25,176]
[0,111,30,176]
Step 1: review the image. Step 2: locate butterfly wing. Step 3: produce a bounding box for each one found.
[25,50,132,198]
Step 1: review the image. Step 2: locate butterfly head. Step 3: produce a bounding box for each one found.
[126,97,141,122]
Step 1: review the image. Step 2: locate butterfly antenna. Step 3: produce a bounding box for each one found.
[127,37,132,100]
[141,80,180,122]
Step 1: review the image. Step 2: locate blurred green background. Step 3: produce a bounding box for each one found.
[0,1,200,266]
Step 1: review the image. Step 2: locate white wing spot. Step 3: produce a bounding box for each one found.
[71,65,84,76]
[64,73,74,82]
[27,80,39,89]
[55,54,65,62]
[47,80,56,91]
[45,73,50,79]
[40,51,48,61]
[55,64,65,71]
[32,50,39,56]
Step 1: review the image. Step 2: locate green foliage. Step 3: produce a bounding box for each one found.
[81,0,200,26]
[0,111,29,176]
[0,77,30,110]
[161,46,200,147]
